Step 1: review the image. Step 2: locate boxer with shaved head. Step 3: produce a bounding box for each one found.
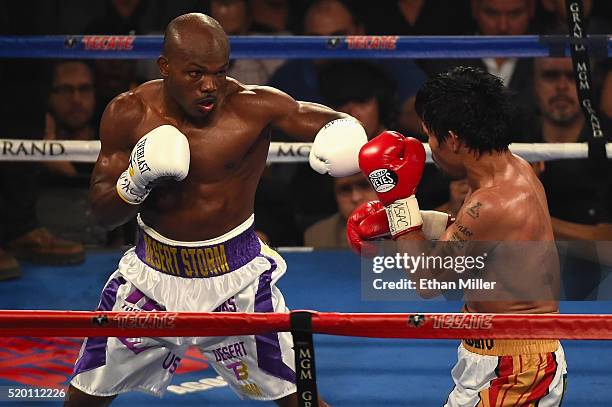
[64,13,366,407]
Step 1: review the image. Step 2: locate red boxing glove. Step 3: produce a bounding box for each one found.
[359,131,426,238]
[346,200,389,257]
[359,131,426,205]
[347,201,455,256]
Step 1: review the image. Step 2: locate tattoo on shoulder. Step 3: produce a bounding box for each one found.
[467,202,482,219]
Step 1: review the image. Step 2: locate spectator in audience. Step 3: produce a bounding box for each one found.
[37,60,112,246]
[528,57,611,237]
[207,0,284,84]
[45,61,97,176]
[422,0,535,93]
[528,57,611,299]
[534,2,611,114]
[472,0,535,90]
[304,173,377,248]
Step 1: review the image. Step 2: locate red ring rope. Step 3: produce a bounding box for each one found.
[1,310,611,339]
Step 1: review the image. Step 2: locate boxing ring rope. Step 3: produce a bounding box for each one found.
[1,310,612,339]
[0,35,611,59]
[0,139,610,163]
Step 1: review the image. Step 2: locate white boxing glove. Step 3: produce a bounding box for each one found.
[116,125,190,205]
[309,117,367,177]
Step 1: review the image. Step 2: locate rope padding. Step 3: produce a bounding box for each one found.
[0,35,611,59]
[1,310,611,339]
[0,139,610,163]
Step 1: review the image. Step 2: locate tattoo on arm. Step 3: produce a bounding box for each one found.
[448,222,475,251]
[456,224,473,237]
[467,202,482,219]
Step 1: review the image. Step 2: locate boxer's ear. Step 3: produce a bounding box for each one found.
[158,56,169,78]
[448,131,462,153]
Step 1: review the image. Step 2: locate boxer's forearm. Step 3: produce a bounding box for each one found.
[90,182,140,229]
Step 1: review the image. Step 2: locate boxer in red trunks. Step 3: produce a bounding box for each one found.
[349,67,567,406]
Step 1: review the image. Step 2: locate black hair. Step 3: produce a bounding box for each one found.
[415,66,512,154]
[318,60,398,130]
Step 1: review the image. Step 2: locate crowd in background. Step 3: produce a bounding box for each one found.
[0,0,610,297]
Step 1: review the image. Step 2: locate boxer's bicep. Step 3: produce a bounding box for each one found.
[259,87,348,140]
[439,197,496,256]
[274,101,349,141]
[91,94,143,197]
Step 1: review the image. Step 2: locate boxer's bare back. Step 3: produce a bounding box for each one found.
[430,145,560,314]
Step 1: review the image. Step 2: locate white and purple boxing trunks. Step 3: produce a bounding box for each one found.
[70,215,296,400]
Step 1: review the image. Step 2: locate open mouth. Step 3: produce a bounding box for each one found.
[196,96,217,113]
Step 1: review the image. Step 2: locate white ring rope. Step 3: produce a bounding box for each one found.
[0,139,610,163]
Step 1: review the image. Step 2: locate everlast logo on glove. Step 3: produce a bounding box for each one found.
[368,169,397,193]
[133,138,151,174]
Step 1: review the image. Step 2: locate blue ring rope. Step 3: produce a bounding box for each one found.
[0,35,610,59]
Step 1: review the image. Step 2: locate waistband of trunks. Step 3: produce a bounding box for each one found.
[462,338,560,356]
[134,214,261,278]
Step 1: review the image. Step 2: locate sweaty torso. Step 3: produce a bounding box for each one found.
[461,155,559,314]
[126,80,271,240]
